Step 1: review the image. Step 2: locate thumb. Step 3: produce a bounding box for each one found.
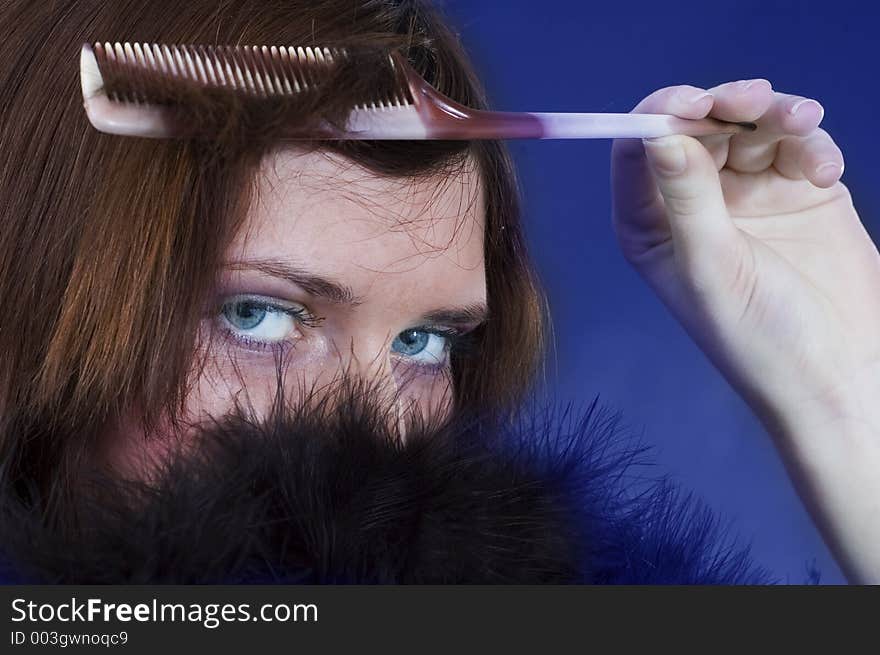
[641,134,740,275]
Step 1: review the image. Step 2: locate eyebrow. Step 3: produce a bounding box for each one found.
[226,258,489,328]
[227,258,365,306]
[419,304,488,329]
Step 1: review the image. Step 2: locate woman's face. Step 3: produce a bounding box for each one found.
[102,147,486,476]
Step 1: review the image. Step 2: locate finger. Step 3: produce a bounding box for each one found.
[611,138,665,255]
[611,85,716,252]
[697,78,776,169]
[703,78,776,123]
[631,83,717,116]
[723,91,826,173]
[773,128,845,188]
[640,133,740,277]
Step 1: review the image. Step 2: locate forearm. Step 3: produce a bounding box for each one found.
[609,71,877,583]
[762,386,880,584]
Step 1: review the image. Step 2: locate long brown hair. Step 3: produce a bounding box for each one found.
[0,0,548,495]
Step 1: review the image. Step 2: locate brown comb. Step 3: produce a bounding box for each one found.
[80,42,756,140]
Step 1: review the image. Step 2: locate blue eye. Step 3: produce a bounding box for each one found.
[219,296,320,349]
[392,329,449,366]
[224,301,268,330]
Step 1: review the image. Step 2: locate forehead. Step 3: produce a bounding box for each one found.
[230,148,486,291]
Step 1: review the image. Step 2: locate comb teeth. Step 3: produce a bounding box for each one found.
[89,42,414,110]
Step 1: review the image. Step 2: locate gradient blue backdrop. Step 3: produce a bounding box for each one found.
[441,0,879,584]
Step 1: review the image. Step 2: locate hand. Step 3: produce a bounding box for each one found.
[609,79,880,583]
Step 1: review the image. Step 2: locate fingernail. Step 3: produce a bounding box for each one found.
[789,98,824,118]
[642,136,688,175]
[815,161,843,176]
[739,78,771,91]
[677,89,713,104]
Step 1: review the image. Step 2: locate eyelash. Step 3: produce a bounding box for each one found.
[215,297,324,353]
[392,325,473,375]
[400,326,480,374]
[214,296,481,370]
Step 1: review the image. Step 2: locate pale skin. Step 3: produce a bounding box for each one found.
[99,148,487,477]
[611,78,880,584]
[103,78,879,584]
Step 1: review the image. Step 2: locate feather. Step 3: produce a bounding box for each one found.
[0,379,775,584]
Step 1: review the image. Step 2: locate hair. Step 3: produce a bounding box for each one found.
[0,0,549,499]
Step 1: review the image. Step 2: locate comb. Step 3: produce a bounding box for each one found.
[80,42,757,140]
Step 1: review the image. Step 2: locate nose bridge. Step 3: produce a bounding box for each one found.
[355,332,409,437]
[327,330,403,429]
[342,330,393,384]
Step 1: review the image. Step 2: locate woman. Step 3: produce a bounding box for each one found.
[0,0,874,583]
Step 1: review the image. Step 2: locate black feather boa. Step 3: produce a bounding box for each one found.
[0,383,777,584]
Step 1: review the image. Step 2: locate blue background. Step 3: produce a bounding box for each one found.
[442,0,879,584]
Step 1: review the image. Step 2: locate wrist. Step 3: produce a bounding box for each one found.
[766,361,880,443]
[748,368,880,585]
